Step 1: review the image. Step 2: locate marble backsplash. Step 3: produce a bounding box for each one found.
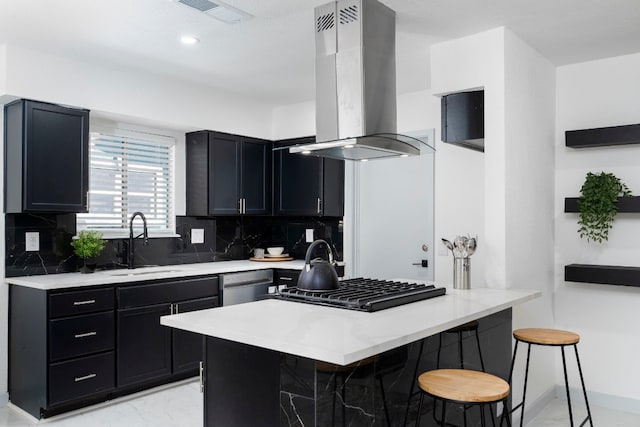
[4,214,343,277]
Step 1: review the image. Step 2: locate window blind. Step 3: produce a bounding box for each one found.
[77,129,175,237]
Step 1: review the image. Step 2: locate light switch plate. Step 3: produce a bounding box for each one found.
[191,229,205,244]
[305,229,314,243]
[25,232,40,252]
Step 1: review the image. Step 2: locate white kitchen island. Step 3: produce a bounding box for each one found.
[161,286,539,426]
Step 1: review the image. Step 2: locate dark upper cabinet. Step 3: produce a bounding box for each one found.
[4,99,89,213]
[441,90,484,152]
[274,137,345,217]
[186,131,271,216]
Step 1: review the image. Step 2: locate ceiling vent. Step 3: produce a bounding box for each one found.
[174,0,252,24]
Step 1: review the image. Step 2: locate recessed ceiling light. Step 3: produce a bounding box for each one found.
[400,154,409,158]
[180,36,200,45]
[361,159,369,162]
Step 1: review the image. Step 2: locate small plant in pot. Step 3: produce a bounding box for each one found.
[577,172,632,243]
[71,230,106,273]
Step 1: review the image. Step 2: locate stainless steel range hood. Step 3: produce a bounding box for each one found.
[288,0,433,161]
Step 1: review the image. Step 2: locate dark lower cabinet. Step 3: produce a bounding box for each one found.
[172,296,219,373]
[274,137,344,216]
[116,304,173,387]
[49,352,115,406]
[9,274,219,419]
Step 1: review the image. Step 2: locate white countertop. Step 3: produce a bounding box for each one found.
[3,260,305,290]
[161,286,540,365]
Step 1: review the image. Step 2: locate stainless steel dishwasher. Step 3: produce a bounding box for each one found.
[220,270,274,306]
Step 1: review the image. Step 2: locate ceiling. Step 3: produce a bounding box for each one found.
[1,0,639,107]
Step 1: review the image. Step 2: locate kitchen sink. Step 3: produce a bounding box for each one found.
[109,269,185,277]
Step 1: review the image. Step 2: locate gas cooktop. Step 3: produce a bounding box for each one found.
[275,278,446,312]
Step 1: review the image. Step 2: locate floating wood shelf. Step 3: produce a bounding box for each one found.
[565,264,640,287]
[564,196,640,213]
[566,123,640,148]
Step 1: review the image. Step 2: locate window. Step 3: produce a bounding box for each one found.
[77,126,176,238]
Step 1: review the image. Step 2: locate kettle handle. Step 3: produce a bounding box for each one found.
[304,239,334,270]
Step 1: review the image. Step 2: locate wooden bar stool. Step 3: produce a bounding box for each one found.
[404,321,486,425]
[415,369,511,427]
[509,328,593,427]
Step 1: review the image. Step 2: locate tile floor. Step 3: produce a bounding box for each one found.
[1,381,639,426]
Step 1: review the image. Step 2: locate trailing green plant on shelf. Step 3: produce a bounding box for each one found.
[577,172,632,243]
[71,230,106,273]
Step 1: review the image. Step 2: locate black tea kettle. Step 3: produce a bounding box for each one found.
[297,239,340,292]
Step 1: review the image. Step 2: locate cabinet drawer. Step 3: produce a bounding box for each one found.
[274,270,300,287]
[117,276,218,309]
[49,288,114,318]
[49,351,115,406]
[49,311,114,362]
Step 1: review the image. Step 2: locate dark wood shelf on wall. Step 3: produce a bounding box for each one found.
[565,264,640,287]
[565,123,640,148]
[564,196,640,213]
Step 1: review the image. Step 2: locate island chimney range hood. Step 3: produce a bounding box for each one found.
[287,0,432,161]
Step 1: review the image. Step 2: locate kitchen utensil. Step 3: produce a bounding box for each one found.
[297,239,340,292]
[453,257,471,289]
[442,238,454,253]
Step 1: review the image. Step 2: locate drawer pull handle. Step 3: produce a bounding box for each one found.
[74,373,97,382]
[73,299,96,306]
[74,332,97,338]
[280,277,293,281]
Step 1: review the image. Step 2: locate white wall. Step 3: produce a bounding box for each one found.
[555,52,640,408]
[2,45,275,138]
[430,27,557,410]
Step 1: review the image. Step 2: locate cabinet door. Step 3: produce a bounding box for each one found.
[24,100,89,212]
[241,138,271,215]
[209,132,241,215]
[274,138,323,216]
[172,296,219,374]
[116,304,172,387]
[321,157,345,217]
[5,100,89,213]
[185,131,210,217]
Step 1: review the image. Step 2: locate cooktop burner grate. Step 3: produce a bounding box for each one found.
[275,278,446,312]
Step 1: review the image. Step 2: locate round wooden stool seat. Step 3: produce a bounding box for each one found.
[513,328,580,346]
[418,369,509,404]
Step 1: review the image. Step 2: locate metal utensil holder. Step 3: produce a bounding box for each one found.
[453,257,471,289]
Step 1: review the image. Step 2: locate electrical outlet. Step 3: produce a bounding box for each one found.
[191,229,205,244]
[25,232,40,252]
[305,229,314,243]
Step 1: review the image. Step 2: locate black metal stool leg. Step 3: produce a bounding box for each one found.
[441,399,447,427]
[332,373,337,427]
[519,344,532,427]
[480,405,487,427]
[508,340,519,384]
[561,346,575,427]
[437,333,443,368]
[342,375,347,427]
[573,344,594,427]
[475,327,486,372]
[458,331,464,368]
[378,375,392,427]
[404,340,425,426]
[415,392,425,427]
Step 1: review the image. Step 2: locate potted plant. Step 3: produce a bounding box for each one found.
[71,230,106,273]
[577,172,632,243]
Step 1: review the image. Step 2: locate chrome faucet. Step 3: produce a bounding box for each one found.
[128,212,149,269]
